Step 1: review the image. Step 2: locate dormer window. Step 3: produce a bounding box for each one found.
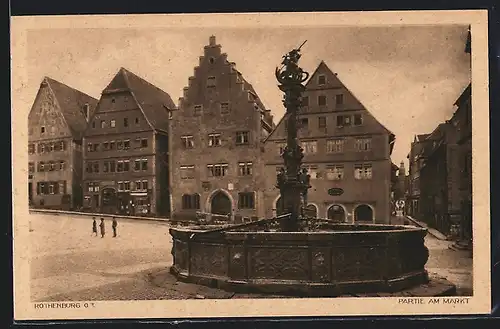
[207,76,216,87]
[318,74,326,85]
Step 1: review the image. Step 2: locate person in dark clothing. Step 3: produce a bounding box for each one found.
[92,217,98,237]
[99,218,105,238]
[112,217,118,237]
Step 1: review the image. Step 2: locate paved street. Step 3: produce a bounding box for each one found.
[30,213,472,301]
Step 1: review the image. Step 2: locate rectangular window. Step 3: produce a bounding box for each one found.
[135,117,140,125]
[124,181,130,191]
[220,102,230,115]
[354,114,363,125]
[336,94,344,105]
[141,159,148,171]
[326,165,344,180]
[124,160,130,172]
[91,143,99,152]
[208,133,222,147]
[38,162,45,172]
[180,165,195,179]
[194,105,203,115]
[118,181,124,191]
[134,159,141,171]
[355,138,372,152]
[303,165,318,179]
[318,117,326,129]
[59,181,66,194]
[28,162,34,173]
[318,75,326,85]
[103,142,109,151]
[59,161,66,171]
[109,141,115,150]
[110,119,116,127]
[49,161,55,171]
[124,118,129,127]
[103,161,109,173]
[38,143,45,153]
[134,180,141,190]
[238,162,253,176]
[93,162,99,173]
[337,115,352,127]
[141,138,148,148]
[354,163,373,180]
[109,160,116,172]
[301,141,318,154]
[48,182,55,195]
[142,180,148,191]
[181,135,194,149]
[277,142,287,155]
[100,120,106,128]
[238,192,255,209]
[207,76,216,87]
[299,118,309,128]
[41,126,46,134]
[318,95,327,106]
[117,141,124,150]
[207,164,228,177]
[326,139,344,153]
[28,144,35,154]
[124,140,130,150]
[236,131,249,145]
[117,160,124,173]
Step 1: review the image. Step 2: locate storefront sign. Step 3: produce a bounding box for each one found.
[328,188,344,196]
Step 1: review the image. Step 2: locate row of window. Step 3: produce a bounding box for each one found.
[193,102,231,116]
[181,192,255,210]
[91,116,140,129]
[181,131,250,149]
[86,138,148,152]
[276,137,371,155]
[28,141,67,154]
[180,162,253,179]
[29,160,67,173]
[289,114,363,132]
[85,159,149,173]
[36,181,67,195]
[86,180,149,193]
[278,163,373,180]
[301,94,344,108]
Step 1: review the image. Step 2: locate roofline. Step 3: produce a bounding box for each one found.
[45,79,79,138]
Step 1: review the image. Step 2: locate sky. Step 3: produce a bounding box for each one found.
[24,25,471,169]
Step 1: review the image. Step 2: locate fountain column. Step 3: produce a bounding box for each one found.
[275,42,311,231]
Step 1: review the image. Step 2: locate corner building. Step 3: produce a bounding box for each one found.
[82,68,175,216]
[170,36,274,220]
[263,61,395,223]
[28,77,98,209]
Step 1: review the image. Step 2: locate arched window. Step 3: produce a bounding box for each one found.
[182,194,200,210]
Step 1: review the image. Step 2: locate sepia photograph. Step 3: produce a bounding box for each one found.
[11,10,490,320]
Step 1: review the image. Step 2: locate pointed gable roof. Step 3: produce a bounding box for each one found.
[102,68,176,133]
[44,77,98,139]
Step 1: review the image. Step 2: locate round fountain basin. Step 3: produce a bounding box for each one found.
[169,223,430,297]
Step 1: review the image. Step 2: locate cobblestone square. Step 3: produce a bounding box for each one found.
[30,214,472,301]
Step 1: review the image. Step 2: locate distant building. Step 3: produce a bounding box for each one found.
[28,77,98,209]
[82,68,175,216]
[263,61,395,223]
[170,36,275,221]
[406,134,431,218]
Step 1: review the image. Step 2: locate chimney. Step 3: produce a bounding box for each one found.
[209,35,216,46]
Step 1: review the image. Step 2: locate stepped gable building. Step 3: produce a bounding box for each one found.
[170,36,275,221]
[82,67,175,216]
[406,133,431,217]
[263,61,395,223]
[28,77,98,209]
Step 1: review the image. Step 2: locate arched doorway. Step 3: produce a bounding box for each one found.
[275,197,285,216]
[327,204,346,222]
[354,204,374,222]
[210,191,232,215]
[304,204,318,218]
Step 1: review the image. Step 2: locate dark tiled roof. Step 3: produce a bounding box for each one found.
[416,134,430,142]
[45,77,98,139]
[104,68,176,133]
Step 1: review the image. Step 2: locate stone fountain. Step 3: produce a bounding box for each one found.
[168,43,431,297]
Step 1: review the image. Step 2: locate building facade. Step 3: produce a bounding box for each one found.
[406,134,430,218]
[28,77,98,209]
[263,61,395,223]
[82,68,175,216]
[170,36,275,221]
[450,83,472,245]
[418,122,461,236]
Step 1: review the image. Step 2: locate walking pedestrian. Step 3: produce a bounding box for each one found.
[99,218,105,238]
[112,217,118,238]
[92,217,98,237]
